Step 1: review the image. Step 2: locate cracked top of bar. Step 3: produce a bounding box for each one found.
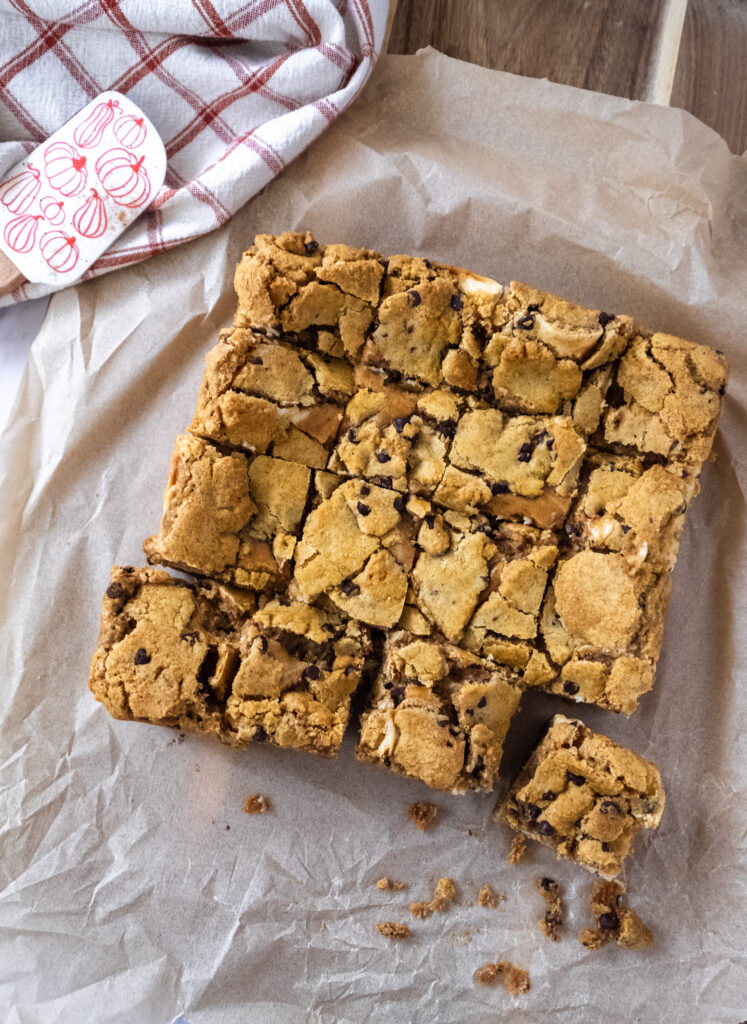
[89,565,370,757]
[231,231,726,470]
[496,715,665,878]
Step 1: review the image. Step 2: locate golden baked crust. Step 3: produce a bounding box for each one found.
[496,715,665,878]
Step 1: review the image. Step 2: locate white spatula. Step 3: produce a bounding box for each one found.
[0,90,166,298]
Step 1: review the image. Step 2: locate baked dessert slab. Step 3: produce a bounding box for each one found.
[356,632,523,793]
[496,715,665,878]
[89,566,370,757]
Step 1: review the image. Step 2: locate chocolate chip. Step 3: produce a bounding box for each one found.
[437,419,457,439]
[606,381,625,408]
[540,877,556,891]
[425,514,435,529]
[253,725,268,742]
[517,314,535,330]
[407,289,421,306]
[393,496,405,513]
[380,476,392,488]
[599,911,620,930]
[602,842,611,852]
[391,685,406,705]
[567,771,585,786]
[347,428,357,442]
[304,240,318,255]
[563,680,580,695]
[542,791,555,801]
[718,383,726,396]
[600,800,618,814]
[450,294,464,310]
[360,484,370,496]
[477,696,487,708]
[345,665,357,676]
[303,665,320,680]
[393,416,407,433]
[133,648,151,665]
[537,821,555,836]
[122,566,135,573]
[181,631,199,645]
[357,502,370,516]
[621,524,631,534]
[250,356,263,365]
[526,803,541,820]
[517,441,535,462]
[106,583,124,599]
[376,451,391,463]
[490,481,509,495]
[598,311,614,327]
[340,579,360,596]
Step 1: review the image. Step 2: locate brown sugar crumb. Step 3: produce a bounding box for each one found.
[536,877,564,941]
[477,884,504,909]
[377,877,409,891]
[376,921,411,939]
[410,876,457,919]
[243,793,271,814]
[408,801,439,831]
[508,834,527,865]
[579,880,654,951]
[473,960,531,996]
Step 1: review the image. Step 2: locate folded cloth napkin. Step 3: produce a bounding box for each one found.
[0,0,389,304]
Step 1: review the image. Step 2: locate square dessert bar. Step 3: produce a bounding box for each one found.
[496,715,665,878]
[143,433,313,591]
[356,631,523,793]
[89,566,370,757]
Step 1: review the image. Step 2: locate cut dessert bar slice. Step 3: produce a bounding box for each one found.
[89,566,369,757]
[190,327,354,469]
[143,434,312,591]
[292,475,417,628]
[232,233,635,418]
[496,715,665,878]
[356,631,523,793]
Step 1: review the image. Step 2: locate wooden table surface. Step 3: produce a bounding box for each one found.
[388,0,746,154]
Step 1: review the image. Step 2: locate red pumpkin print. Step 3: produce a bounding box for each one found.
[3,213,43,254]
[44,142,87,197]
[72,189,107,238]
[40,196,65,225]
[0,163,41,214]
[113,114,147,150]
[73,98,119,149]
[40,230,79,274]
[95,148,151,208]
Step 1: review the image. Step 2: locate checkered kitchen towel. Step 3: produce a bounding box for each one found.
[0,0,390,303]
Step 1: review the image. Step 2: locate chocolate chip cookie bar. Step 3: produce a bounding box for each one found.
[496,715,665,878]
[90,566,369,757]
[356,632,523,792]
[143,434,312,591]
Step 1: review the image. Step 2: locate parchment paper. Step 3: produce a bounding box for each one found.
[1,50,745,1024]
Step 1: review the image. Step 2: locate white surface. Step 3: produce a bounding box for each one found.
[0,298,48,430]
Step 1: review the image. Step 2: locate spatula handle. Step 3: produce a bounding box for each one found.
[0,251,26,298]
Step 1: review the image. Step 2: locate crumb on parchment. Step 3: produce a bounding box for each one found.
[580,880,654,950]
[243,793,271,814]
[376,921,411,939]
[508,834,527,865]
[408,801,438,831]
[377,878,409,891]
[410,877,457,919]
[473,960,531,996]
[537,877,564,941]
[477,883,504,909]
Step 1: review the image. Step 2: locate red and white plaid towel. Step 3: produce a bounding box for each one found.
[0,0,389,304]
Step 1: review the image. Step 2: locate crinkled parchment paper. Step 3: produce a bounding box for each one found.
[1,51,745,1024]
